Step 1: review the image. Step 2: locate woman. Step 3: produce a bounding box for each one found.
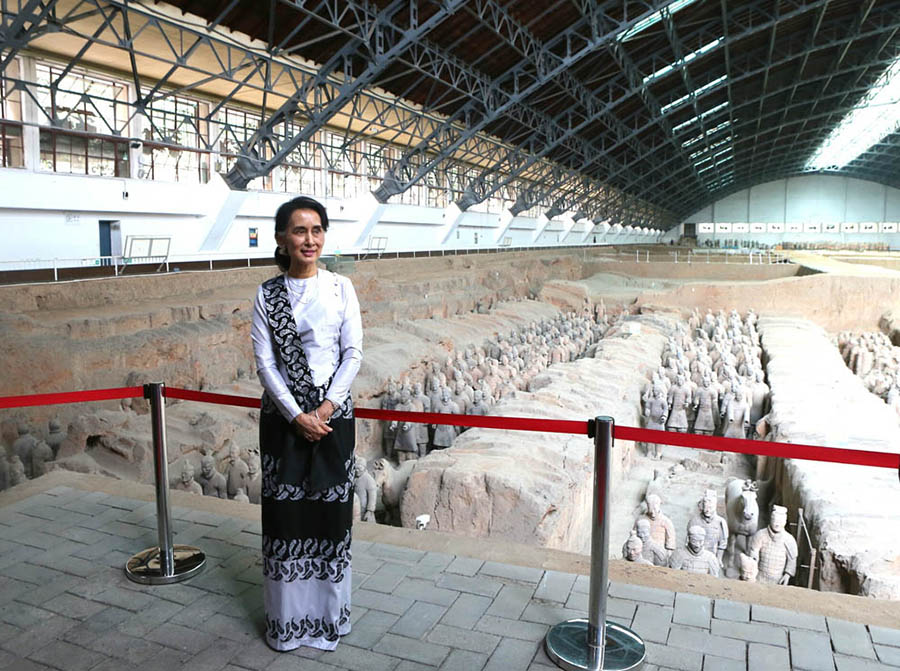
[250,196,362,652]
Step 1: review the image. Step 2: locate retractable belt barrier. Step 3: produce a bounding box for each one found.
[3,385,899,473]
[3,384,900,671]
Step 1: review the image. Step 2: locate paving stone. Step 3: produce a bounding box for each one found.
[321,643,397,671]
[16,575,83,608]
[645,640,703,671]
[711,618,788,647]
[116,597,186,637]
[441,593,493,629]
[440,648,489,671]
[702,654,745,671]
[0,657,52,671]
[198,612,259,639]
[392,577,460,607]
[790,630,835,671]
[608,582,675,607]
[41,592,107,620]
[667,625,746,661]
[446,556,484,576]
[362,561,414,593]
[351,588,415,616]
[374,632,450,666]
[86,630,166,664]
[60,606,132,645]
[478,561,543,584]
[427,623,501,655]
[342,608,400,648]
[673,592,712,629]
[749,642,790,671]
[228,638,282,670]
[520,601,583,626]
[869,625,900,648]
[390,600,447,639]
[832,656,889,671]
[26,639,107,671]
[483,637,539,671]
[714,599,750,622]
[485,584,534,620]
[3,615,79,657]
[534,570,577,604]
[875,644,900,666]
[828,618,877,659]
[753,604,827,631]
[475,615,547,642]
[437,573,503,598]
[4,561,65,586]
[631,604,674,644]
[145,621,217,653]
[367,544,426,563]
[351,553,384,575]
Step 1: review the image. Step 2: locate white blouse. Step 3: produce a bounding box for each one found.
[251,269,363,422]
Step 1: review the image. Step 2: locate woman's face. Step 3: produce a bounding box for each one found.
[277,208,324,274]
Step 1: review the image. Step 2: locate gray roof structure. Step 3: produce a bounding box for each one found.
[3,0,899,229]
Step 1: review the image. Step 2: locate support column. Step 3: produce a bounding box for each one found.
[439,201,465,245]
[532,213,551,245]
[198,182,248,252]
[352,191,388,249]
[494,209,515,245]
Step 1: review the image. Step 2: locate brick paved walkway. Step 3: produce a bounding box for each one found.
[0,480,898,670]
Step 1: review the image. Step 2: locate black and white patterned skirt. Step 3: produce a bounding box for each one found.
[260,411,355,651]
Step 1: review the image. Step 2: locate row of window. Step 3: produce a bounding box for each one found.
[0,57,540,215]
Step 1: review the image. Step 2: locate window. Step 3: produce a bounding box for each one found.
[215,105,268,189]
[35,63,129,134]
[0,58,24,168]
[140,90,210,183]
[39,129,129,176]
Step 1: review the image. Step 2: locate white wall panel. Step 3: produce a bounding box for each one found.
[748,180,785,222]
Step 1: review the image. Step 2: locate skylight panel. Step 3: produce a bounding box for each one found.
[682,120,732,148]
[661,75,728,114]
[806,56,900,170]
[643,38,723,85]
[671,101,729,133]
[619,0,699,43]
[688,137,731,160]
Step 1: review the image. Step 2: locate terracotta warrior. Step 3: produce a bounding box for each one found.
[720,379,751,439]
[233,487,250,503]
[633,494,676,552]
[666,374,692,433]
[411,382,431,458]
[198,455,227,499]
[224,440,249,499]
[431,387,460,450]
[46,419,65,458]
[687,489,728,563]
[174,462,203,495]
[748,504,797,585]
[390,388,419,462]
[353,457,377,522]
[642,383,668,460]
[633,518,668,566]
[738,553,759,582]
[623,533,653,566]
[668,526,720,577]
[12,424,37,479]
[246,452,261,504]
[8,455,26,488]
[30,440,54,478]
[692,375,719,435]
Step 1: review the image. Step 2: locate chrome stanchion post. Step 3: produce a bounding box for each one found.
[544,416,645,671]
[125,382,206,585]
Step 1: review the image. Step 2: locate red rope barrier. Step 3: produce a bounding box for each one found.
[2,385,897,473]
[0,386,144,409]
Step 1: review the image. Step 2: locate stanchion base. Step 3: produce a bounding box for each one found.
[125,544,206,585]
[545,619,645,671]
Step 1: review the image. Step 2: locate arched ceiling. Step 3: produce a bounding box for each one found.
[5,0,900,229]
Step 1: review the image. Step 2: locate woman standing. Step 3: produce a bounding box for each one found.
[250,196,362,652]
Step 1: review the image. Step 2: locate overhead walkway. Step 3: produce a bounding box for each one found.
[1,471,898,670]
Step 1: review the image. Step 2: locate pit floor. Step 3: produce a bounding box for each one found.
[1,471,898,671]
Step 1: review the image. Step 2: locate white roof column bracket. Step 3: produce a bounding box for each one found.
[493,209,516,246]
[439,202,466,245]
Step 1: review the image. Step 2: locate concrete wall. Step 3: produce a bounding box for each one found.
[684,175,900,249]
[0,166,657,265]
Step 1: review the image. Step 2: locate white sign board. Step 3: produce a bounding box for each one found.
[768,223,784,233]
[823,222,839,233]
[842,222,859,233]
[881,222,898,233]
[698,223,714,233]
[733,223,749,233]
[787,222,803,233]
[715,222,732,233]
[861,222,878,233]
[804,222,821,233]
[750,223,767,233]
